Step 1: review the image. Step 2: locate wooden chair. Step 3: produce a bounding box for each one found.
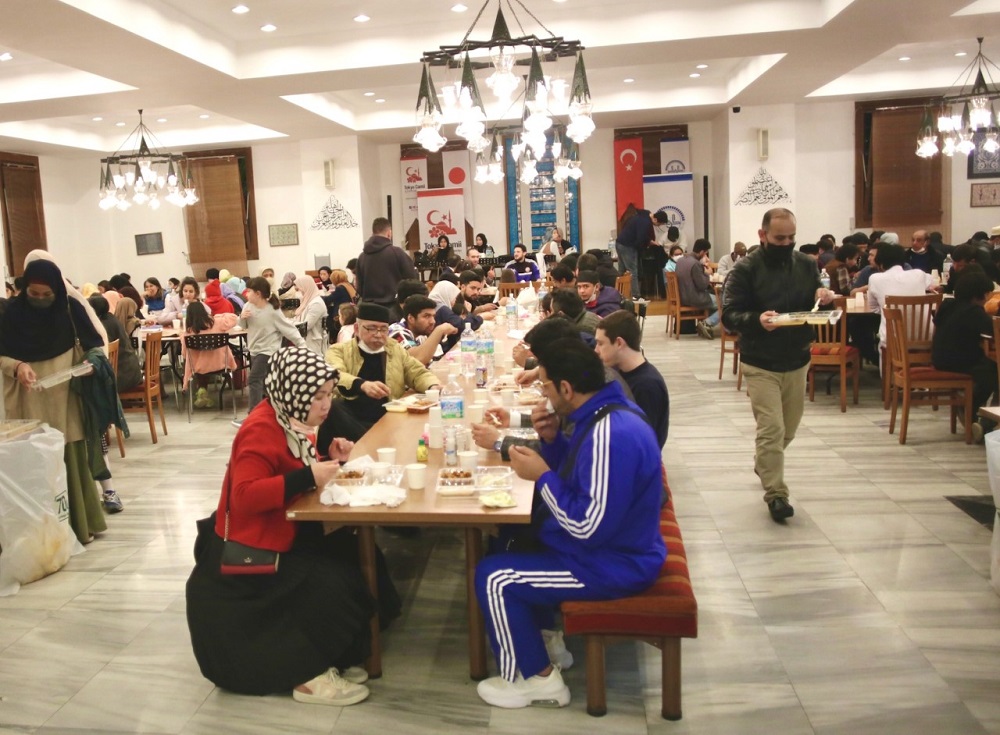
[105,339,126,458]
[615,273,632,300]
[807,298,859,412]
[184,333,238,422]
[713,283,741,389]
[664,271,708,339]
[881,293,941,409]
[119,331,168,444]
[498,281,530,299]
[884,307,972,444]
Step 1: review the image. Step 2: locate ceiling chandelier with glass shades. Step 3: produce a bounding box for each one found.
[98,109,199,210]
[413,0,593,184]
[917,38,1000,159]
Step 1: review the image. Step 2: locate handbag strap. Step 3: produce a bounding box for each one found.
[222,464,233,542]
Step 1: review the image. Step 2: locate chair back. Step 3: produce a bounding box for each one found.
[107,339,120,375]
[812,297,848,347]
[295,321,309,338]
[499,281,529,299]
[884,307,910,374]
[143,332,164,387]
[615,273,632,298]
[184,332,232,352]
[884,293,941,344]
[665,272,682,311]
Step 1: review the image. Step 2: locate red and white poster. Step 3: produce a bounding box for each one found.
[442,148,475,228]
[417,188,466,256]
[614,137,643,221]
[400,156,428,228]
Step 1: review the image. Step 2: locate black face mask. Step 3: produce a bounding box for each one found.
[27,295,56,309]
[761,242,794,265]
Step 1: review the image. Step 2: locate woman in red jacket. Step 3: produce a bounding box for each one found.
[185,347,388,706]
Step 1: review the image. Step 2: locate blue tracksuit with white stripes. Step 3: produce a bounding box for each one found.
[475,380,666,681]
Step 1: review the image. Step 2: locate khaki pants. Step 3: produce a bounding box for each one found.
[742,362,808,502]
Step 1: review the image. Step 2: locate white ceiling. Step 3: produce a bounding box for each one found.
[0,0,998,157]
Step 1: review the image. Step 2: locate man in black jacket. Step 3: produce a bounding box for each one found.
[615,209,653,300]
[722,208,834,522]
[356,217,418,309]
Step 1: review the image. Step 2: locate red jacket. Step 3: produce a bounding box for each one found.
[213,401,314,552]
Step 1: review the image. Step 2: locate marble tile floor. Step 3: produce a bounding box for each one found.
[1,314,998,734]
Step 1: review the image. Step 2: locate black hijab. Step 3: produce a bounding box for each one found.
[0,260,103,362]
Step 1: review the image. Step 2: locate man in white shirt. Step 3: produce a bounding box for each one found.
[716,242,747,278]
[867,242,936,346]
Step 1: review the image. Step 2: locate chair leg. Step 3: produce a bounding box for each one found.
[718,343,725,380]
[807,370,815,402]
[852,362,860,405]
[839,363,847,413]
[584,635,607,717]
[899,389,911,445]
[662,637,682,721]
[965,389,973,444]
[115,428,126,458]
[736,360,743,391]
[146,390,158,444]
[156,388,168,437]
[187,384,193,424]
[889,384,898,435]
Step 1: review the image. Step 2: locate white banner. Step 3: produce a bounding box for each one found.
[659,138,690,175]
[644,174,695,246]
[417,188,466,256]
[400,157,428,228]
[441,148,475,228]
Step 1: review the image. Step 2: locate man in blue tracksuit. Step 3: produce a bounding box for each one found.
[475,338,666,709]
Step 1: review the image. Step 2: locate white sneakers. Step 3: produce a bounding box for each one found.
[542,629,574,670]
[476,667,571,709]
[293,668,369,706]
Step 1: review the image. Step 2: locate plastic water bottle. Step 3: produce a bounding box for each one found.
[943,254,953,284]
[505,300,517,325]
[444,426,457,466]
[440,373,465,421]
[481,323,495,372]
[460,323,476,378]
[819,270,830,290]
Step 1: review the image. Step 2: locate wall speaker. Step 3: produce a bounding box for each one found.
[323,159,335,188]
[757,128,769,161]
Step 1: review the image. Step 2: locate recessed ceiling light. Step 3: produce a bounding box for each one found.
[689,73,701,78]
[363,91,375,96]
[955,51,967,57]
[898,56,910,62]
[375,98,386,103]
[0,52,12,62]
[199,114,210,119]
[260,23,276,32]
[354,14,370,22]
[553,0,568,3]
[696,64,708,69]
[451,3,467,11]
[623,77,634,83]
[157,118,167,123]
[115,122,126,127]
[92,116,103,122]
[231,4,249,13]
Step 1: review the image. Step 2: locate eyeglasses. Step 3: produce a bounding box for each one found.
[361,325,390,335]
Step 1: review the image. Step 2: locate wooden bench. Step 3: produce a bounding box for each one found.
[561,467,698,719]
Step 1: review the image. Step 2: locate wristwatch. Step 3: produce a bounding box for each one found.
[493,438,503,453]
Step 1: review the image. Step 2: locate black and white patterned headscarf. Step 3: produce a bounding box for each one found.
[264,347,339,465]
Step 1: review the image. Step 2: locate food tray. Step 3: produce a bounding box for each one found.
[331,468,369,486]
[767,309,843,327]
[31,362,93,391]
[474,466,513,490]
[387,394,439,413]
[436,467,514,497]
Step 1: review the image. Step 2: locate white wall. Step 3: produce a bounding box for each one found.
[794,101,856,241]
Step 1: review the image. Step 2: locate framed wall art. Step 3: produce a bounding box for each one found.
[968,131,1000,179]
[134,232,164,256]
[971,182,1000,207]
[268,223,299,247]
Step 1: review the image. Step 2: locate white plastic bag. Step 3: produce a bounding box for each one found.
[984,431,1000,595]
[0,425,84,596]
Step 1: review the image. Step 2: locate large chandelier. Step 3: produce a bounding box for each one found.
[413,0,593,184]
[98,109,199,210]
[917,38,1000,158]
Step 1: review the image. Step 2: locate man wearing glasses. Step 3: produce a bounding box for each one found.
[324,302,439,435]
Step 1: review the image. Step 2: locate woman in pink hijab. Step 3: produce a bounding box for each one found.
[294,275,327,355]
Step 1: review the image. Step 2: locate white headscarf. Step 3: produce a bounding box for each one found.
[23,249,108,352]
[429,280,460,311]
[294,275,322,319]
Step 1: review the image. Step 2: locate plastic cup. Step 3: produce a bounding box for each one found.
[473,388,489,404]
[426,388,440,403]
[171,319,181,330]
[468,404,485,424]
[458,450,478,470]
[370,462,391,482]
[428,405,442,426]
[428,424,443,449]
[501,388,516,407]
[377,447,397,465]
[503,357,515,372]
[406,463,427,490]
[478,447,490,462]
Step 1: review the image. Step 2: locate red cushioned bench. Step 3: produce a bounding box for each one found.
[561,468,697,719]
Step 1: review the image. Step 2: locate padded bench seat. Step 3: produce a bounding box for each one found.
[561,468,697,719]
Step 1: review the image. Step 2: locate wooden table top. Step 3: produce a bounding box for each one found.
[286,405,534,526]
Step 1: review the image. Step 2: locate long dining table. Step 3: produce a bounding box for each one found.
[285,362,535,681]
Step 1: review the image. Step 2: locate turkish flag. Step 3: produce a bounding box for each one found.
[614,137,644,221]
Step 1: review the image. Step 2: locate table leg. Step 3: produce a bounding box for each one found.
[357,526,382,679]
[465,527,488,681]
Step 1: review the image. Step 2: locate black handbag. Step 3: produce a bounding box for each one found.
[219,470,280,575]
